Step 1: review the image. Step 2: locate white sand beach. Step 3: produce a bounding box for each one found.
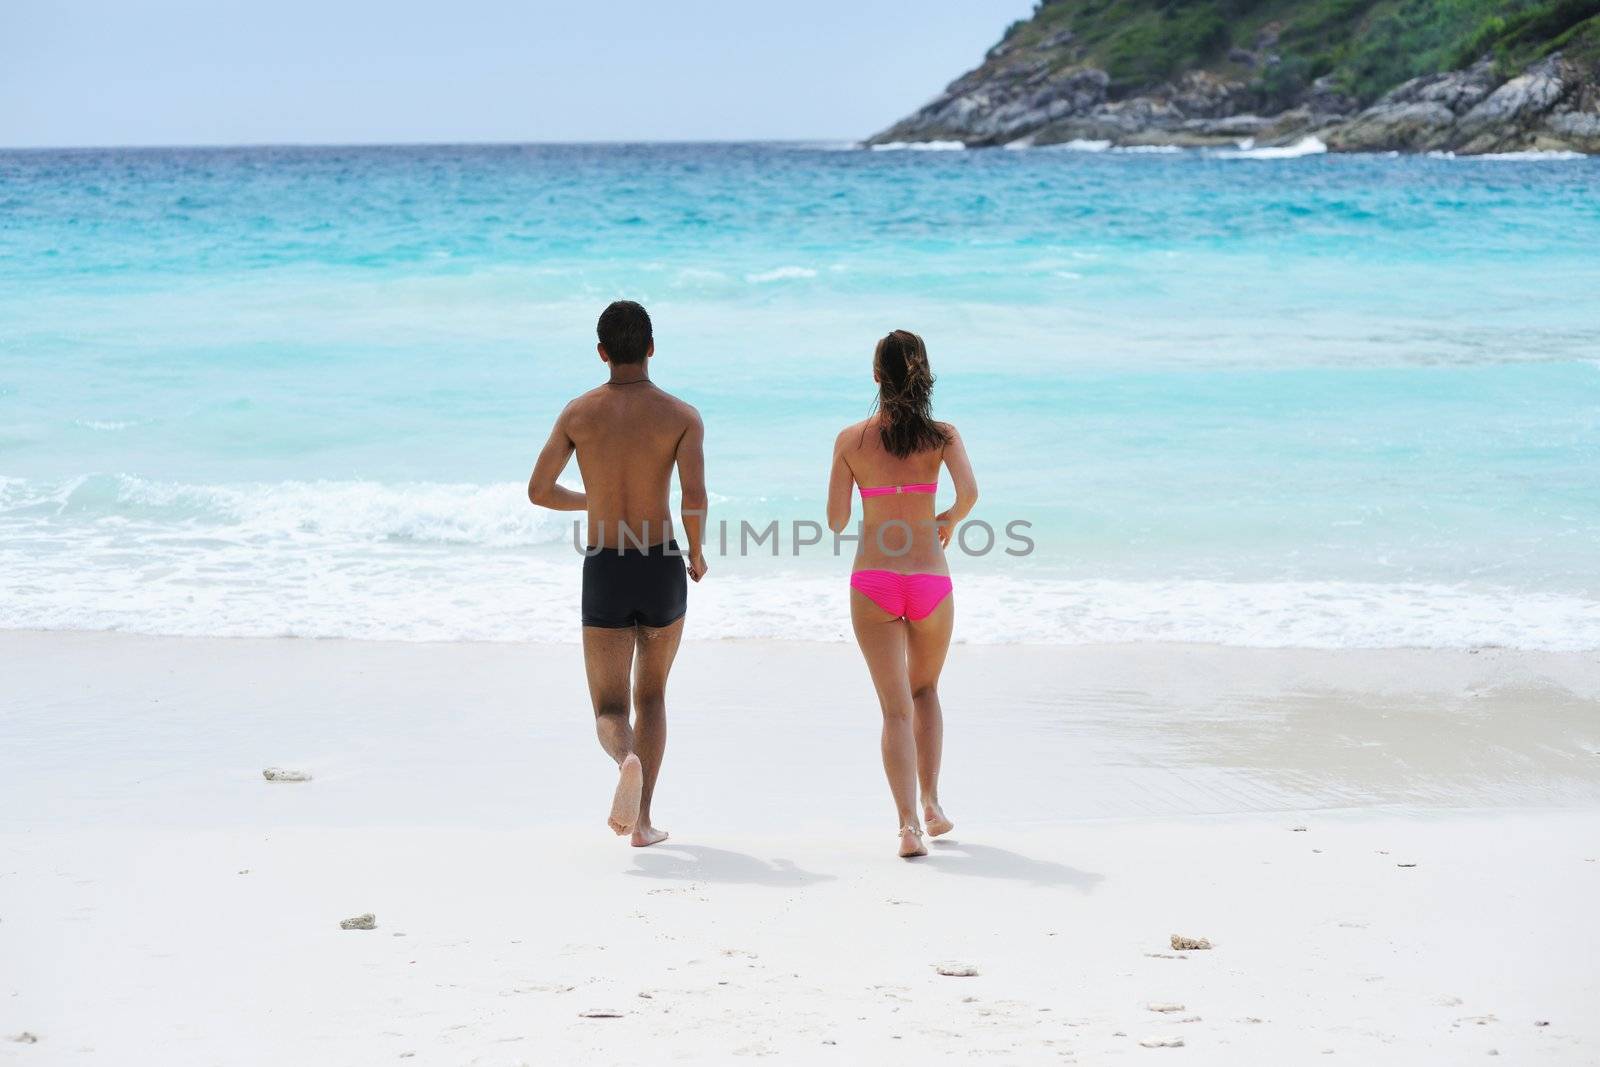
[3,631,1598,1064]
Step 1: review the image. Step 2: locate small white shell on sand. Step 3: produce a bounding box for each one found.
[339,913,376,930]
[1140,1036,1185,1048]
[1147,1002,1186,1013]
[1170,934,1212,951]
[935,962,980,977]
[263,767,313,782]
[579,1008,625,1018]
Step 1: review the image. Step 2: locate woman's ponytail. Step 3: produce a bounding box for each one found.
[874,330,949,458]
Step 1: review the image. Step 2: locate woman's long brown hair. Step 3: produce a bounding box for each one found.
[874,329,949,458]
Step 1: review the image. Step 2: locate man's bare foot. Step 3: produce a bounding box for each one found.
[898,825,927,859]
[631,825,669,848]
[924,802,955,837]
[609,754,642,835]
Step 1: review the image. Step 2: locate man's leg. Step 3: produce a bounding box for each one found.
[583,624,642,835]
[629,616,684,847]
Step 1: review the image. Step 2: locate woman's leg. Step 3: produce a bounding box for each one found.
[851,591,924,855]
[907,594,955,834]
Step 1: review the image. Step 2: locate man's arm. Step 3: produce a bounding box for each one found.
[675,409,708,581]
[527,406,587,511]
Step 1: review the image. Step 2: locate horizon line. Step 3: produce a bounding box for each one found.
[0,136,867,153]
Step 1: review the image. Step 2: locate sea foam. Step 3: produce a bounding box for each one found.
[745,266,819,283]
[1,476,1595,650]
[1218,137,1329,159]
[1429,149,1588,161]
[868,140,966,151]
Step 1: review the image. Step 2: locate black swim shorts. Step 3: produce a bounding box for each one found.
[581,540,688,629]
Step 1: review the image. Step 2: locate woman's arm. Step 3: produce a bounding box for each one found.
[826,427,856,534]
[935,426,978,548]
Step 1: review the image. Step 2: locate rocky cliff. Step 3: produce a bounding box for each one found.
[867,0,1600,153]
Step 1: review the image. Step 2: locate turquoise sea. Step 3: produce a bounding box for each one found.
[2,142,1597,646]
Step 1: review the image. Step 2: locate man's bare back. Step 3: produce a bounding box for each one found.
[559,381,703,551]
[526,300,706,847]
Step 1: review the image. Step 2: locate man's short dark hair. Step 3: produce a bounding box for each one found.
[597,300,652,365]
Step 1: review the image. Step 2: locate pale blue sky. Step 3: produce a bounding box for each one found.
[3,1,1034,147]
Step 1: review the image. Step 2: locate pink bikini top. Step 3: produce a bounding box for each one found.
[859,482,937,499]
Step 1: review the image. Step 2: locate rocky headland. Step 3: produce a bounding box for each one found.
[867,0,1600,154]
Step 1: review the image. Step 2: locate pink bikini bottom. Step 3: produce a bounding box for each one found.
[849,570,953,621]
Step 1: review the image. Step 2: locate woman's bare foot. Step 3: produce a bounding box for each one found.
[631,824,669,848]
[924,802,955,837]
[898,825,928,859]
[608,754,642,835]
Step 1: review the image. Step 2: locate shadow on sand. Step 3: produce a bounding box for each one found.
[923,839,1104,891]
[628,843,836,888]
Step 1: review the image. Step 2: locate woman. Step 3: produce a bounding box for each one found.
[828,330,978,858]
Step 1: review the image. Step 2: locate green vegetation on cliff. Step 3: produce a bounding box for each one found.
[1005,0,1600,104]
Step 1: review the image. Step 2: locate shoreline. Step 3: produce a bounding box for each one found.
[6,630,1597,832]
[9,623,1600,649]
[867,135,1595,158]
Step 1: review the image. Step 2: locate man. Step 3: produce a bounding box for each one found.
[527,300,707,847]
